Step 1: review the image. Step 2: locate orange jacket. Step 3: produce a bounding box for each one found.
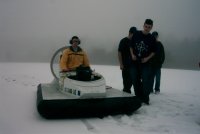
[59,46,90,71]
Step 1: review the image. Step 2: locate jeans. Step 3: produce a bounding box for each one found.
[130,63,151,103]
[150,67,161,92]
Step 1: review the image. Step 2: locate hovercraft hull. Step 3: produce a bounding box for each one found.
[37,84,141,119]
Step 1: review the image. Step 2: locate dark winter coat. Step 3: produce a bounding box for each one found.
[151,41,165,68]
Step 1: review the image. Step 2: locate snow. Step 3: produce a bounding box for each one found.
[0,62,200,134]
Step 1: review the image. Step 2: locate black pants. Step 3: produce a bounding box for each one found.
[122,68,132,93]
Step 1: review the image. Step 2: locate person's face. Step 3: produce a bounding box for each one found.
[129,33,133,39]
[143,24,153,34]
[72,39,79,47]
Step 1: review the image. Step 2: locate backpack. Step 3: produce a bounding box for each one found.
[76,66,92,81]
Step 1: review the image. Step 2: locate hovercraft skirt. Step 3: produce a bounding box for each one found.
[37,84,141,119]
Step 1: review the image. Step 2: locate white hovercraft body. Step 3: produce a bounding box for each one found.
[59,71,106,98]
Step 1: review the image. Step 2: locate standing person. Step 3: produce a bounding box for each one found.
[150,31,165,94]
[118,27,137,93]
[130,19,156,104]
[59,36,90,72]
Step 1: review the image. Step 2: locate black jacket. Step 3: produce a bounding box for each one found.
[151,41,165,68]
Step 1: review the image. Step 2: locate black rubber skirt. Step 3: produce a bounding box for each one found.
[37,84,141,119]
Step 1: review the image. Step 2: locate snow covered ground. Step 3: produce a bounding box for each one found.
[0,63,200,134]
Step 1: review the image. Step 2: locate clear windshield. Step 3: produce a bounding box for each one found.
[50,46,69,80]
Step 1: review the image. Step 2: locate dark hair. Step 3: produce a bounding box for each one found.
[144,19,153,26]
[152,31,158,38]
[129,27,137,34]
[69,36,81,44]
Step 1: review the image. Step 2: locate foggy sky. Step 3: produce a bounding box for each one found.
[0,0,200,70]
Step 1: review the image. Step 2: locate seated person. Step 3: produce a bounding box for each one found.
[59,36,91,80]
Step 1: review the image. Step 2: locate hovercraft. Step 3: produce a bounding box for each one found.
[37,47,141,119]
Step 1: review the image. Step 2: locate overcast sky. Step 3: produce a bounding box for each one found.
[0,0,200,69]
